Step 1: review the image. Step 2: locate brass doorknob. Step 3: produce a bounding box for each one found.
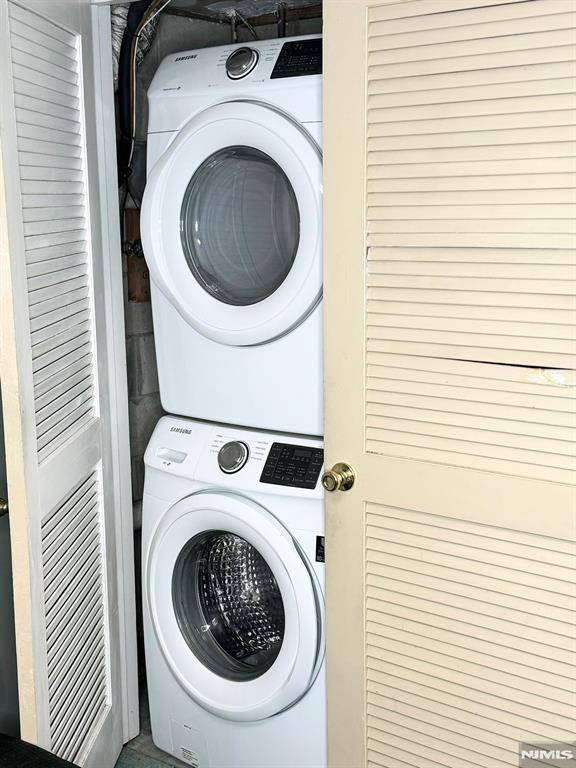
[0,498,8,517]
[322,463,355,492]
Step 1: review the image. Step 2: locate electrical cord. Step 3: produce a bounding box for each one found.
[127,0,172,170]
[119,0,169,242]
[232,9,258,40]
[120,184,129,243]
[127,179,142,211]
[117,0,164,188]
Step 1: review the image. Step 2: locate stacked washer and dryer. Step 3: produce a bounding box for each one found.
[140,35,326,768]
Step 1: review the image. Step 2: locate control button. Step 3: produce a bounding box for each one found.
[226,47,259,79]
[218,441,249,473]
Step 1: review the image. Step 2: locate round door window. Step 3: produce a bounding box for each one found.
[172,530,285,681]
[180,146,300,306]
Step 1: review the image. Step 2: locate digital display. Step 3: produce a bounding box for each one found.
[294,448,312,458]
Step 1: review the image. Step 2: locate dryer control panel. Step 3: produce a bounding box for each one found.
[260,443,324,489]
[271,38,322,79]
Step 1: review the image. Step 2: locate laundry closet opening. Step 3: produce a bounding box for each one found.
[111,3,323,764]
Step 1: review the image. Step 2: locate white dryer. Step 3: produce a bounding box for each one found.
[142,416,326,768]
[141,36,323,436]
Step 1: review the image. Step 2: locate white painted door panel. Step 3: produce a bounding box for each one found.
[0,1,136,765]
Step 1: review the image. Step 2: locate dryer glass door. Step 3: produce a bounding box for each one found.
[180,147,299,307]
[141,101,322,346]
[147,492,323,722]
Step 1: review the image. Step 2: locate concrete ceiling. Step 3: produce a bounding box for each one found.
[170,0,319,14]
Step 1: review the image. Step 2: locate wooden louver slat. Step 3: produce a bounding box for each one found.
[40,473,107,763]
[9,1,96,463]
[364,0,576,484]
[365,502,576,767]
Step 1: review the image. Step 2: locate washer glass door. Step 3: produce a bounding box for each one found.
[147,492,323,721]
[172,530,285,681]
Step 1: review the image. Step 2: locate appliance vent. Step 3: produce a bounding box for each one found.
[8,1,97,464]
[41,473,109,763]
[181,747,200,767]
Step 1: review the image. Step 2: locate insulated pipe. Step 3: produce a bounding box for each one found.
[117,0,155,186]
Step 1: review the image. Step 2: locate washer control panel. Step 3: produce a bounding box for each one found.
[260,443,324,489]
[271,38,322,79]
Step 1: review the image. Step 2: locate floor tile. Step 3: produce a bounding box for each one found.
[115,749,156,768]
[116,744,188,768]
[115,680,188,768]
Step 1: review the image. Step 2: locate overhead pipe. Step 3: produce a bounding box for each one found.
[161,5,230,25]
[277,3,287,38]
[163,4,322,31]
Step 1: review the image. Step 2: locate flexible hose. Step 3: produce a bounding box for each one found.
[111,5,128,92]
[117,0,156,186]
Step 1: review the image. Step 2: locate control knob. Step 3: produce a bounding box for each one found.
[226,47,259,79]
[218,441,249,473]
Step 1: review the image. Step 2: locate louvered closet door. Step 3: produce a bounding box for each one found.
[323,1,576,767]
[0,1,134,766]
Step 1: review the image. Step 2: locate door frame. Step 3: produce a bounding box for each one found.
[90,3,139,742]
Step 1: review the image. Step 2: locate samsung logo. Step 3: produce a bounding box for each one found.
[169,427,192,435]
[175,54,197,62]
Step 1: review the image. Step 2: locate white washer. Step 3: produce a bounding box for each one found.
[143,416,326,768]
[141,36,323,436]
